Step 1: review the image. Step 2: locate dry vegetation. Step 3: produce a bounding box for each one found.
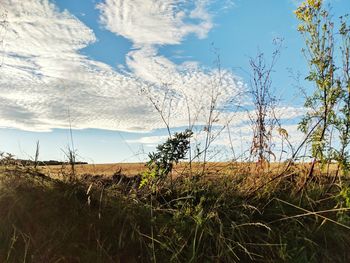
[1,0,350,262]
[39,161,341,180]
[1,163,350,262]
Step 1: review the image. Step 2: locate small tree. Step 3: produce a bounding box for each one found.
[141,129,193,187]
[295,0,343,177]
[334,16,350,179]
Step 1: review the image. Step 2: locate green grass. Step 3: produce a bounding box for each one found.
[0,169,350,262]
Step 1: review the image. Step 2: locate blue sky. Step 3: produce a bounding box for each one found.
[0,0,348,163]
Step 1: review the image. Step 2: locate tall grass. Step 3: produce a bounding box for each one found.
[0,168,349,262]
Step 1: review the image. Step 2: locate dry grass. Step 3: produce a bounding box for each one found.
[38,162,258,179]
[1,167,349,263]
[38,161,342,180]
[39,162,146,178]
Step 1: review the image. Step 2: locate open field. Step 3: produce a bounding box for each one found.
[40,162,148,178]
[1,1,350,262]
[1,166,350,262]
[38,161,342,179]
[39,162,245,178]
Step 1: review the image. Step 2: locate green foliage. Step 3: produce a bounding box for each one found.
[295,0,342,164]
[334,15,350,173]
[337,185,350,224]
[296,1,350,174]
[141,129,193,187]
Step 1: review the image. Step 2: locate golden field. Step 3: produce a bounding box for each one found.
[38,161,342,179]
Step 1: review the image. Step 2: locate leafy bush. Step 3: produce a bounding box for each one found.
[141,129,193,187]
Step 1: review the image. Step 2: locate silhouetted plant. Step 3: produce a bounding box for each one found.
[248,40,282,165]
[141,129,193,187]
[33,140,40,169]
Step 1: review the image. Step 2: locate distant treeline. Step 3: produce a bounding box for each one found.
[37,160,88,166]
[0,158,88,166]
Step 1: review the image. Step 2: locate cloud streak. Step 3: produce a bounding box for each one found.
[97,0,213,46]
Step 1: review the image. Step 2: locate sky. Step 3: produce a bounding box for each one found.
[0,0,348,163]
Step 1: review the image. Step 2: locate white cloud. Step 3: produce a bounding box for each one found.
[0,0,305,153]
[97,0,249,129]
[0,0,247,133]
[0,0,153,131]
[97,0,213,46]
[127,135,169,145]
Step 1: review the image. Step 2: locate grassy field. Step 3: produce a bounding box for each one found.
[40,162,148,178]
[0,162,349,262]
[38,161,340,178]
[1,0,349,262]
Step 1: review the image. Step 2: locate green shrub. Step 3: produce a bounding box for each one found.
[141,129,193,187]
